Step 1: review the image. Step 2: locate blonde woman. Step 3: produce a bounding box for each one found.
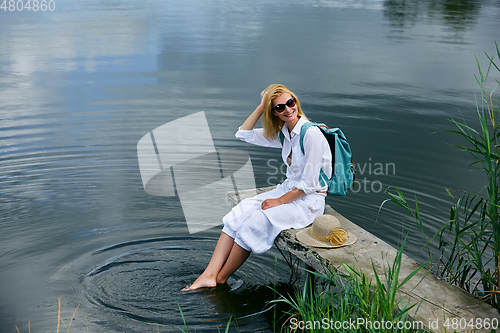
[183,84,332,291]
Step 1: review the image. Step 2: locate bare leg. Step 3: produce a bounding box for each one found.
[216,243,250,284]
[183,232,236,290]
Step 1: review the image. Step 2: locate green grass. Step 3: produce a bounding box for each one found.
[268,237,428,333]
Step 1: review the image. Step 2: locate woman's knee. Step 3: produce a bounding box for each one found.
[236,210,268,237]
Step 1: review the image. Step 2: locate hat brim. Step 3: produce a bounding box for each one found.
[296,226,357,248]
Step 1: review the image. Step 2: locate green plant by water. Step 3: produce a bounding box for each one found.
[380,41,500,310]
[269,236,428,333]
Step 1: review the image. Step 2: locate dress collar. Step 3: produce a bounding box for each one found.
[281,117,307,139]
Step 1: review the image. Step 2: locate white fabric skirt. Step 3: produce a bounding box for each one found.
[221,184,326,254]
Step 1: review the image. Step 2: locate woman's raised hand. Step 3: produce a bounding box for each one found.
[258,90,268,111]
[240,90,268,130]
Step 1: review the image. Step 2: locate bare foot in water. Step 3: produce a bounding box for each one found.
[182,273,217,291]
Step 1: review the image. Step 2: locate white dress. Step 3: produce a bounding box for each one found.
[221,117,332,254]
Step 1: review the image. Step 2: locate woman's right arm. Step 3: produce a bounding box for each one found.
[240,91,266,130]
[236,91,281,148]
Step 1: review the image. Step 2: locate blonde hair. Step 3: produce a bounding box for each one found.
[261,84,308,139]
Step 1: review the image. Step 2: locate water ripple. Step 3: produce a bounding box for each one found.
[76,235,285,331]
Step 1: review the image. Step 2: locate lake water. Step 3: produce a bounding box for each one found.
[1,0,499,331]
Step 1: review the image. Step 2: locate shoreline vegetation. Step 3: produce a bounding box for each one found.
[15,42,500,333]
[380,41,500,311]
[268,237,430,333]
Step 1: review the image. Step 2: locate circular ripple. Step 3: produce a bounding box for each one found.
[75,233,293,333]
[80,236,247,330]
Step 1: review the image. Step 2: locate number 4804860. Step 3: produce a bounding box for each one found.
[1,0,56,11]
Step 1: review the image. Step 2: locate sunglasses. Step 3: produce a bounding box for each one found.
[273,97,296,113]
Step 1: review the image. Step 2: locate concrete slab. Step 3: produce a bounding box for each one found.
[226,187,500,333]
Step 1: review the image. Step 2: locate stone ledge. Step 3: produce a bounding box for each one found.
[226,188,500,333]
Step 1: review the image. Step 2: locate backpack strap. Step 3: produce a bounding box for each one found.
[298,121,316,155]
[299,122,328,187]
[281,121,321,150]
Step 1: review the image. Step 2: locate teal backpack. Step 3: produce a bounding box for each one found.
[279,122,356,196]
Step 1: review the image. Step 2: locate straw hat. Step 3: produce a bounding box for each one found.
[296,214,356,248]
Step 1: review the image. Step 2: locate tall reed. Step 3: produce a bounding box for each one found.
[15,298,80,333]
[380,41,500,309]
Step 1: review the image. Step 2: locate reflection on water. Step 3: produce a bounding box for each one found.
[384,0,481,32]
[1,0,500,332]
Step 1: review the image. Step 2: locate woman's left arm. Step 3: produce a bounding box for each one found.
[261,188,305,210]
[261,126,329,210]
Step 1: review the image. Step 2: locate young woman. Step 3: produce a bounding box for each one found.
[183,84,332,291]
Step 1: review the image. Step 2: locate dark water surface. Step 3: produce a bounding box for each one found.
[1,0,499,331]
